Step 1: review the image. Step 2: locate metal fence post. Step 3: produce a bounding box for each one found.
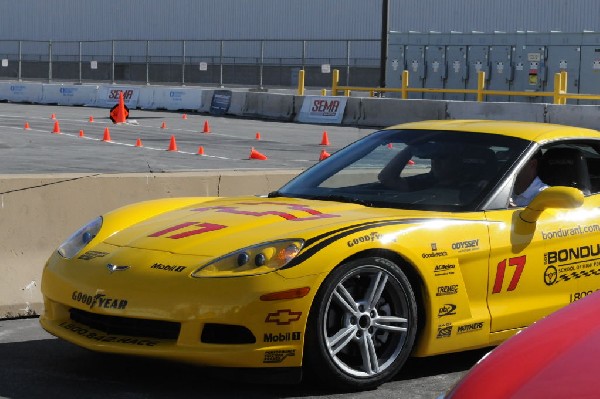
[18,41,22,82]
[146,40,150,85]
[259,40,264,89]
[48,40,52,82]
[182,40,186,86]
[302,40,306,70]
[111,40,115,84]
[219,40,224,88]
[78,41,82,83]
[346,40,351,86]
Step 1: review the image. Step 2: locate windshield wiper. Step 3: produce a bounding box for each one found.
[311,194,374,207]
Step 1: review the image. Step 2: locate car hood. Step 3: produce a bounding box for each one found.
[102,196,440,256]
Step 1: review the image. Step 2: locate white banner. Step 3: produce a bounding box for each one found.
[0,82,43,103]
[95,86,140,108]
[151,87,203,110]
[41,84,98,105]
[297,96,348,124]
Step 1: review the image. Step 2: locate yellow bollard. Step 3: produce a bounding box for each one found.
[297,69,305,96]
[331,69,339,96]
[477,71,486,102]
[321,88,327,96]
[401,70,409,99]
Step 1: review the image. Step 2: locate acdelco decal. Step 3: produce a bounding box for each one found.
[71,291,127,310]
[434,263,456,276]
[347,232,382,247]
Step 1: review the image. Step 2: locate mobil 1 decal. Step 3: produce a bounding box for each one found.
[543,242,600,286]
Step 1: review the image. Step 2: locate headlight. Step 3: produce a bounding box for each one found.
[192,239,304,278]
[57,216,103,259]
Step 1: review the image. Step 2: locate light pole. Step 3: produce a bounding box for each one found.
[380,0,390,88]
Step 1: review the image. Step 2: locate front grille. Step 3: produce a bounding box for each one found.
[201,323,256,344]
[70,308,180,340]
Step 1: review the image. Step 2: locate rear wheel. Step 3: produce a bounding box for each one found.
[304,257,418,390]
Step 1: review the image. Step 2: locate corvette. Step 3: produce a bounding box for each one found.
[41,120,600,390]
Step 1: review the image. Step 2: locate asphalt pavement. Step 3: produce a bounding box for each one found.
[0,102,372,174]
[0,318,489,399]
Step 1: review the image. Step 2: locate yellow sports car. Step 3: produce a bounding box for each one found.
[41,120,600,390]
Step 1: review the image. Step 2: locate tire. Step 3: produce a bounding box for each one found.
[304,257,418,391]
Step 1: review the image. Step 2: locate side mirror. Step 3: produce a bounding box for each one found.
[519,186,584,223]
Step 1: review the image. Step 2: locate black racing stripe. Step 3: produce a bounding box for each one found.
[285,219,428,269]
[286,217,495,270]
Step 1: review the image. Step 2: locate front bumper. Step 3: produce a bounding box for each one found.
[40,245,321,369]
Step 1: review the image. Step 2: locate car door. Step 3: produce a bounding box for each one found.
[485,141,600,333]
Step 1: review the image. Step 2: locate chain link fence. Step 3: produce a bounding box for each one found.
[0,39,380,89]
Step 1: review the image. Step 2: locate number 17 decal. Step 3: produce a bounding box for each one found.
[492,255,526,294]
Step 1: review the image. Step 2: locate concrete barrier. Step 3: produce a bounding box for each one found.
[94,85,140,108]
[359,98,447,127]
[342,97,362,125]
[137,86,156,109]
[0,170,300,319]
[546,104,600,130]
[447,101,546,122]
[243,92,295,121]
[40,84,99,106]
[227,90,247,116]
[0,82,44,103]
[151,87,203,110]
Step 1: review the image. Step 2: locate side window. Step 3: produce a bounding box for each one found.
[538,142,600,195]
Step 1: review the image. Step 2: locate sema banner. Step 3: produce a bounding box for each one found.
[297,96,347,124]
[95,86,140,108]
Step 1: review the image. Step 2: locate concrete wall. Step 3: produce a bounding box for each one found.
[0,170,299,319]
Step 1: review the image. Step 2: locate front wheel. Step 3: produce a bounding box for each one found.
[304,257,418,390]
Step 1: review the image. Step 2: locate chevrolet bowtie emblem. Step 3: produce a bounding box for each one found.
[106,264,130,273]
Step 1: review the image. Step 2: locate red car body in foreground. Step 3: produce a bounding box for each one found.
[443,290,600,398]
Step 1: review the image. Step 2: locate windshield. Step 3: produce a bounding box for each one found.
[276,129,530,211]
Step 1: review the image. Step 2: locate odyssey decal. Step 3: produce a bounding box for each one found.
[451,239,480,252]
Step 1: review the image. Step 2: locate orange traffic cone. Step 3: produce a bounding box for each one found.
[52,120,61,134]
[161,121,167,129]
[135,138,143,147]
[89,116,94,123]
[319,149,331,161]
[197,146,205,155]
[255,132,261,140]
[50,113,56,120]
[78,130,85,137]
[182,114,188,120]
[203,120,211,133]
[109,91,129,124]
[320,131,330,146]
[102,127,112,142]
[167,135,178,152]
[24,122,30,130]
[249,147,268,160]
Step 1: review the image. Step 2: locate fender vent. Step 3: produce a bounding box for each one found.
[201,323,256,344]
